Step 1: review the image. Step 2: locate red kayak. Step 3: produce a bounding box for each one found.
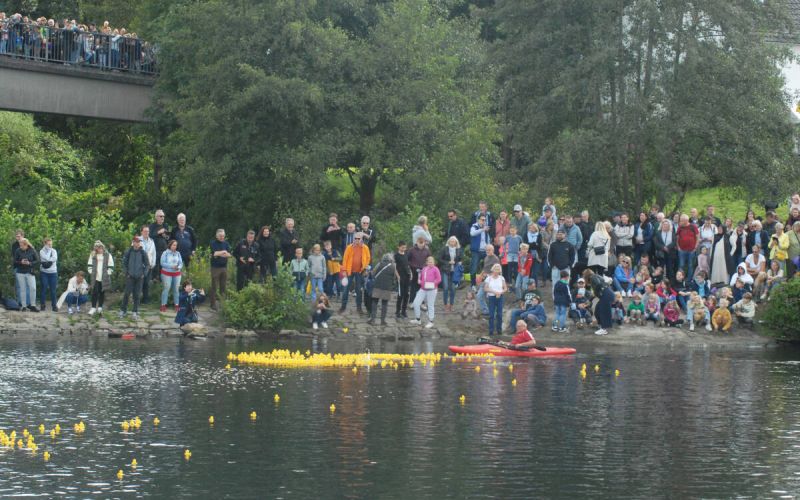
[449,344,576,357]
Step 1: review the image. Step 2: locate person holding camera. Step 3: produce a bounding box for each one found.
[39,237,58,312]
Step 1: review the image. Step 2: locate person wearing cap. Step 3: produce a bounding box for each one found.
[546,228,576,294]
[510,204,531,236]
[119,235,151,320]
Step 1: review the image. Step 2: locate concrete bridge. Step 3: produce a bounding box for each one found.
[0,57,154,122]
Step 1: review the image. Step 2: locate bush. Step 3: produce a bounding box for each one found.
[183,246,236,293]
[222,269,309,331]
[761,277,800,340]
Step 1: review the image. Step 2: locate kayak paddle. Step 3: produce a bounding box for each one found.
[477,337,547,351]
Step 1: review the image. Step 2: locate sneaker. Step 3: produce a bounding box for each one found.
[132,312,139,321]
[312,322,319,330]
[89,307,96,315]
[425,322,434,329]
[51,305,57,312]
[409,319,421,325]
[321,322,328,329]
[551,325,559,332]
[97,307,103,314]
[558,327,568,333]
[76,306,81,313]
[627,291,632,298]
[689,323,695,332]
[338,307,346,314]
[759,293,767,301]
[68,307,74,315]
[118,311,126,318]
[28,305,39,312]
[160,305,167,313]
[705,323,712,331]
[594,329,608,336]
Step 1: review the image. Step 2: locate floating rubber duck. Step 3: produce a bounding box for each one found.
[153,417,160,426]
[492,368,499,377]
[133,417,141,429]
[38,424,45,434]
[184,449,191,460]
[54,424,60,434]
[43,451,50,461]
[459,395,466,405]
[615,369,620,377]
[475,366,481,372]
[250,411,257,420]
[512,379,517,386]
[49,429,56,439]
[208,416,215,425]
[17,439,23,449]
[581,363,587,371]
[22,429,29,438]
[329,403,336,413]
[594,364,600,372]
[352,366,358,374]
[131,458,138,468]
[117,469,124,480]
[274,394,280,403]
[508,364,514,372]
[225,364,231,370]
[342,327,349,334]
[121,421,130,431]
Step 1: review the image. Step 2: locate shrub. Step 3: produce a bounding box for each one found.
[183,246,236,293]
[761,277,800,341]
[222,269,309,331]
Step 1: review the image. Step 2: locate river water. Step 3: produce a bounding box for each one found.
[0,336,799,499]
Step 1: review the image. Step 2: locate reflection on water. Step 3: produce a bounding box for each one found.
[0,336,799,498]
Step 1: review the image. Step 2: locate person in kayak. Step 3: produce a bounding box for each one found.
[498,319,537,348]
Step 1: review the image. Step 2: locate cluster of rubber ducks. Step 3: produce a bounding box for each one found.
[228,350,447,369]
[0,422,67,459]
[579,363,621,379]
[120,416,142,431]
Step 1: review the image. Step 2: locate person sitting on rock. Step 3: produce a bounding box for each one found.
[460,291,479,320]
[732,292,756,326]
[312,293,331,330]
[175,280,205,326]
[711,298,733,332]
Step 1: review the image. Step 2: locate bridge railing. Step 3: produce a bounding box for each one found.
[0,21,157,75]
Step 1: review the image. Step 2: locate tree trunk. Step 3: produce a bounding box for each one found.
[153,148,161,193]
[359,170,379,215]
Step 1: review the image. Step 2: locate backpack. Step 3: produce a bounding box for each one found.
[2,297,21,311]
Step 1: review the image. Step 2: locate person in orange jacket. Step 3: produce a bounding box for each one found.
[339,232,371,314]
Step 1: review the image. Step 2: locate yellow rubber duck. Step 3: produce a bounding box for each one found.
[131,458,138,468]
[615,369,620,377]
[184,449,192,460]
[250,411,257,420]
[208,416,215,425]
[594,364,600,372]
[274,394,280,403]
[581,363,587,371]
[54,424,60,434]
[225,363,231,370]
[342,327,349,334]
[133,417,141,429]
[43,451,50,461]
[508,364,514,372]
[22,429,29,438]
[17,439,24,449]
[459,395,466,404]
[117,469,124,480]
[153,417,160,426]
[49,429,56,439]
[121,421,130,431]
[492,368,499,377]
[329,403,336,413]
[38,424,45,434]
[512,378,517,386]
[352,366,358,374]
[474,366,481,372]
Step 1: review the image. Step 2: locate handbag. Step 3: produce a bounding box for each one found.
[593,238,607,256]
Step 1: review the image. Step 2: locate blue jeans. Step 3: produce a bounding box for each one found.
[293,272,307,296]
[15,273,36,308]
[310,277,324,301]
[509,307,537,330]
[486,294,504,335]
[555,304,568,329]
[161,273,182,306]
[515,274,529,300]
[613,278,633,294]
[65,293,88,307]
[442,272,456,305]
[470,250,485,285]
[40,272,58,308]
[678,250,695,279]
[477,287,489,315]
[341,272,364,309]
[551,267,569,293]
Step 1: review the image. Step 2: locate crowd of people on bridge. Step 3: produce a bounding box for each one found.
[0,12,156,73]
[7,194,800,335]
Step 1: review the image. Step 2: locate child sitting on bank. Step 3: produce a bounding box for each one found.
[461,291,479,320]
[704,295,717,315]
[311,293,331,330]
[627,292,645,325]
[733,292,756,326]
[571,297,592,329]
[644,293,662,325]
[687,292,711,332]
[611,292,626,325]
[711,298,733,332]
[175,281,206,327]
[651,266,664,286]
[663,300,684,328]
[634,268,651,295]
[656,279,677,307]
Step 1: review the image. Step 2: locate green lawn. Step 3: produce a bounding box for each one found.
[674,187,772,222]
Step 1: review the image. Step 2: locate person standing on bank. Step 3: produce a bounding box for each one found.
[483,263,508,337]
[149,209,170,276]
[257,225,278,280]
[279,218,300,264]
[410,256,441,329]
[320,213,344,254]
[160,239,184,312]
[139,225,156,304]
[367,253,397,326]
[395,241,412,318]
[38,237,58,312]
[438,236,463,312]
[173,213,197,268]
[209,229,232,311]
[119,236,150,320]
[14,238,39,312]
[88,241,114,315]
[234,230,259,291]
[340,233,371,314]
[547,228,576,294]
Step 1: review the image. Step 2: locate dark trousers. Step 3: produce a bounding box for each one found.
[142,270,151,303]
[259,259,277,281]
[39,272,58,308]
[210,267,227,308]
[91,282,105,308]
[410,268,421,299]
[121,276,143,313]
[396,277,410,315]
[237,265,255,291]
[370,298,389,321]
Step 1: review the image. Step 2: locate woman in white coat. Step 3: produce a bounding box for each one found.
[587,222,612,275]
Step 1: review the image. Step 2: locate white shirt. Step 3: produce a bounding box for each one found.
[484,274,506,296]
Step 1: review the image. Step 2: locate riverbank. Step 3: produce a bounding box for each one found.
[0,294,776,349]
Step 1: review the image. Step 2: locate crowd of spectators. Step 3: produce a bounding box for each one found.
[6,195,800,335]
[0,12,156,74]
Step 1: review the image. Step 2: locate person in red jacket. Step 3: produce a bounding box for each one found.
[676,214,699,279]
[501,319,537,347]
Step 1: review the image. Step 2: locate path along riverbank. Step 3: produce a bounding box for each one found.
[0,292,776,349]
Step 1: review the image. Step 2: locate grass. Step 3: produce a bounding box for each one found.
[674,187,765,222]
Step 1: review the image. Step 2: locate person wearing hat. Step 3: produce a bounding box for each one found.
[510,204,531,236]
[119,235,151,320]
[546,228,576,294]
